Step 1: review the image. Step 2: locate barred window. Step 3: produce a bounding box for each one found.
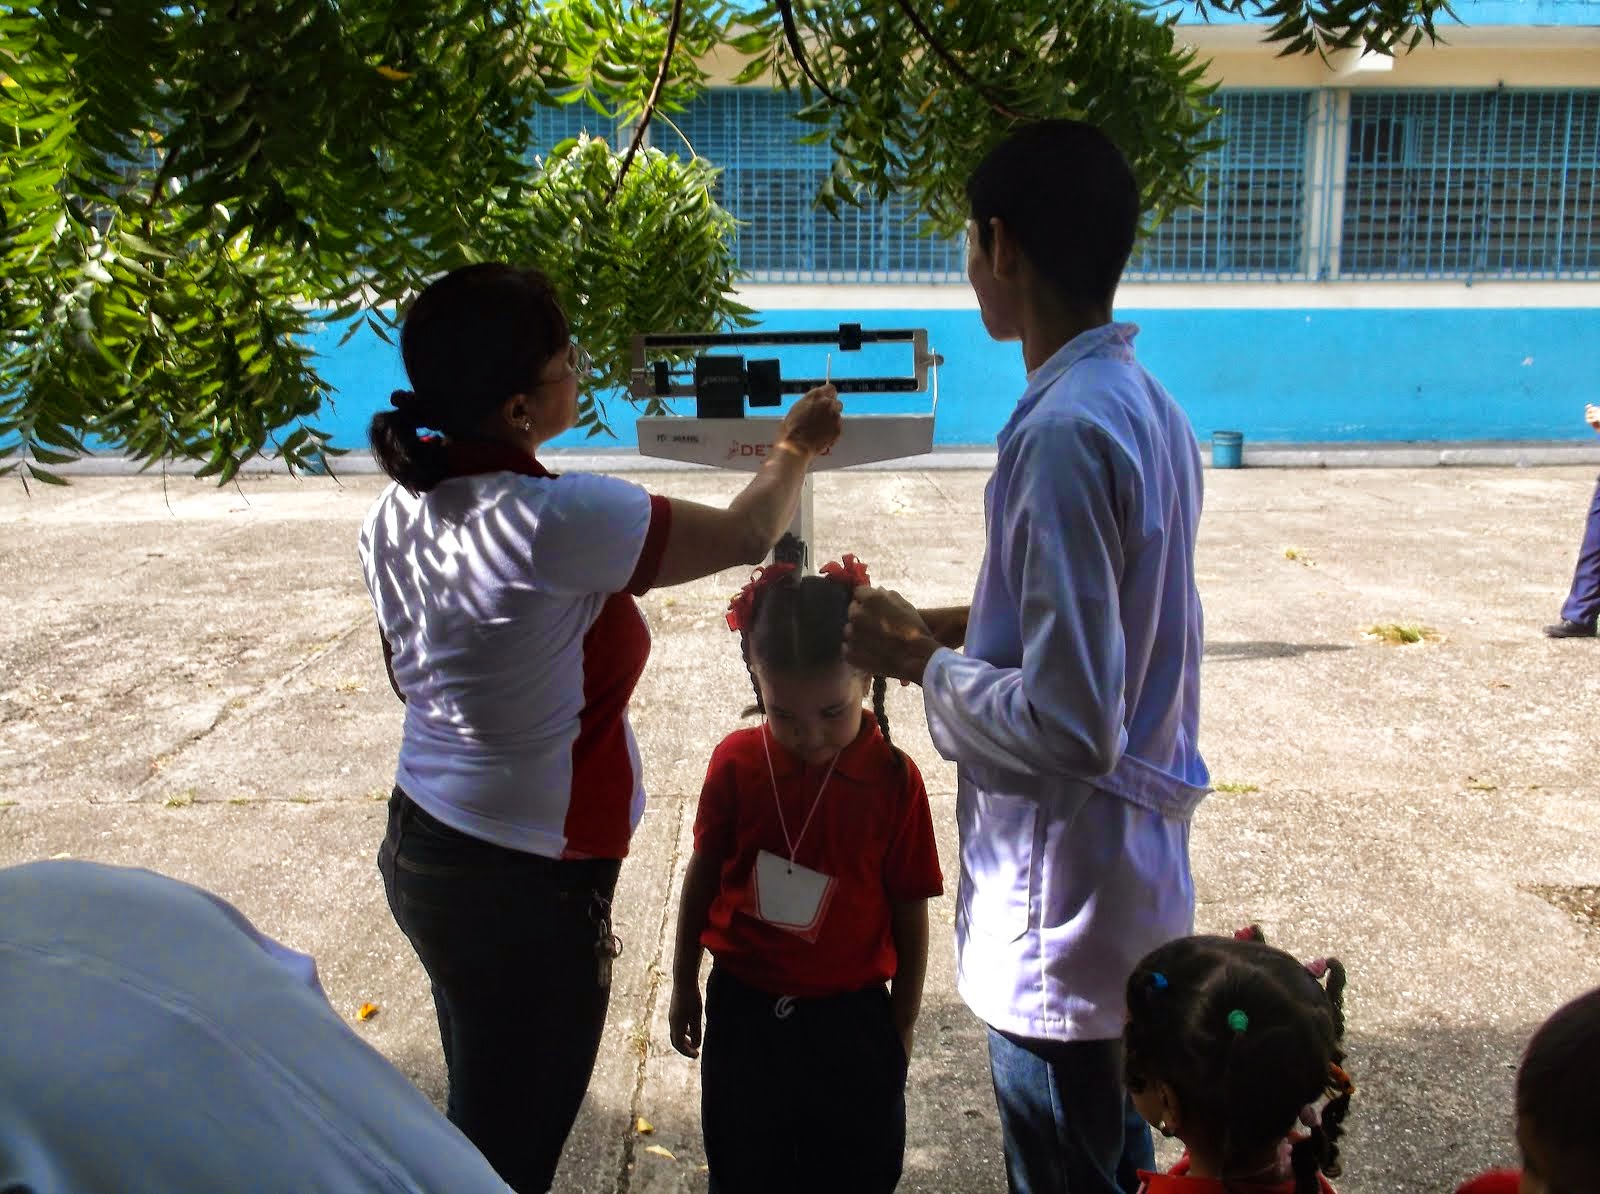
[1129,90,1314,279]
[1340,89,1600,279]
[529,101,617,158]
[671,88,965,282]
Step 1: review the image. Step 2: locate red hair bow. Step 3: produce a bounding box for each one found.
[819,554,871,590]
[725,563,797,633]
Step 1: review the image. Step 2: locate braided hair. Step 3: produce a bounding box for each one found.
[1124,933,1352,1194]
[735,535,898,764]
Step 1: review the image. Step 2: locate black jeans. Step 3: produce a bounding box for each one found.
[701,967,909,1194]
[378,789,622,1194]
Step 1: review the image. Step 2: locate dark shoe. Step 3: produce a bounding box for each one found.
[1543,619,1598,638]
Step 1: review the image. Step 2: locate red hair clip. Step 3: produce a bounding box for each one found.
[725,563,798,633]
[819,553,871,590]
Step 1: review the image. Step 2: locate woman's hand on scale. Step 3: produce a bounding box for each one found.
[776,383,842,460]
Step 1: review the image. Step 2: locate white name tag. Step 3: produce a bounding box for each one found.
[753,849,836,941]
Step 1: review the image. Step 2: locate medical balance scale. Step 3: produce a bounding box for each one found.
[630,324,942,567]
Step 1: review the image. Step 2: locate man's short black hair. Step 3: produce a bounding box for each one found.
[966,119,1141,309]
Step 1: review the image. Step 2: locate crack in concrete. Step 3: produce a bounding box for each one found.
[614,797,687,1193]
[130,611,372,798]
[916,470,963,509]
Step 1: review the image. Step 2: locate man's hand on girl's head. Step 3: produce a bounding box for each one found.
[844,586,938,685]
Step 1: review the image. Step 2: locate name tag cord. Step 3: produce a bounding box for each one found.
[761,726,840,873]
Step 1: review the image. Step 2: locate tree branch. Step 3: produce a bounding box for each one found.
[887,0,1029,121]
[606,0,685,205]
[773,0,844,105]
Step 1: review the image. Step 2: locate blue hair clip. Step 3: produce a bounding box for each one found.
[1149,971,1169,991]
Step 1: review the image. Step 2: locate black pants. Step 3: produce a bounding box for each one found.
[701,967,909,1194]
[378,789,622,1194]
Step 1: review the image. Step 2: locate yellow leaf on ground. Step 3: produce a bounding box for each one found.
[356,1002,380,1021]
[374,65,413,81]
[635,1117,654,1134]
[643,1145,676,1161]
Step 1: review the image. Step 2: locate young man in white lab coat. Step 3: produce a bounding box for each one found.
[845,120,1210,1193]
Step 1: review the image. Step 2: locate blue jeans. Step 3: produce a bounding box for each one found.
[1559,474,1600,626]
[986,1027,1154,1194]
[378,789,622,1193]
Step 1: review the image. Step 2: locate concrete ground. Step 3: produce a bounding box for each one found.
[2,465,1597,1192]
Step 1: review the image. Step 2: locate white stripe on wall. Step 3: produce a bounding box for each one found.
[736,281,1600,311]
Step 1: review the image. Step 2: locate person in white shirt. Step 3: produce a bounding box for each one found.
[0,860,515,1194]
[359,263,840,1192]
[844,121,1210,1194]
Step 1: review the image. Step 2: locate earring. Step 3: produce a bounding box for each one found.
[520,420,531,432]
[1158,1121,1175,1139]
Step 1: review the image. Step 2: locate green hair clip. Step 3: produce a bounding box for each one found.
[1227,1009,1250,1034]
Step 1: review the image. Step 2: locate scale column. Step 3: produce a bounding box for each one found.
[779,475,816,569]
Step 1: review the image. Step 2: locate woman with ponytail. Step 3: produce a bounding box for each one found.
[358,262,840,1193]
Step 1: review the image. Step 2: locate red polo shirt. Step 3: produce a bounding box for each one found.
[1139,1155,1337,1193]
[694,713,943,998]
[1454,1173,1521,1194]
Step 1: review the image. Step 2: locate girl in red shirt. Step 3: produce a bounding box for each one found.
[668,545,943,1193]
[1123,929,1355,1194]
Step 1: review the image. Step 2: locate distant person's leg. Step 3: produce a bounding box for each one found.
[1547,475,1600,637]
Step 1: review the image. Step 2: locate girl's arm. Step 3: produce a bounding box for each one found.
[668,849,722,1059]
[889,899,930,1061]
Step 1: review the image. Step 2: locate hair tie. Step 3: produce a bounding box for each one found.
[1149,971,1169,992]
[726,563,799,633]
[818,553,871,591]
[1227,1009,1250,1034]
[389,388,433,429]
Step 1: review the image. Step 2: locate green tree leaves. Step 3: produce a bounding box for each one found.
[1,0,1452,482]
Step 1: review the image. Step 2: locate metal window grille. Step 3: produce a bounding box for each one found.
[528,102,618,160]
[1339,89,1600,279]
[672,88,966,282]
[1129,90,1314,279]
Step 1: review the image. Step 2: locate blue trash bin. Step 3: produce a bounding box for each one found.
[1211,430,1244,469]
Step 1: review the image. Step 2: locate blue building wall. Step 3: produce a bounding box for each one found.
[305,304,1600,450]
[1154,0,1600,23]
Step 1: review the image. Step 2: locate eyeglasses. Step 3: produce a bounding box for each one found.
[539,341,593,385]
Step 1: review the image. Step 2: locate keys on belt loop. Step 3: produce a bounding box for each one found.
[591,890,622,988]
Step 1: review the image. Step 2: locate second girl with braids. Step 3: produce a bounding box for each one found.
[1123,929,1356,1194]
[668,544,943,1193]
